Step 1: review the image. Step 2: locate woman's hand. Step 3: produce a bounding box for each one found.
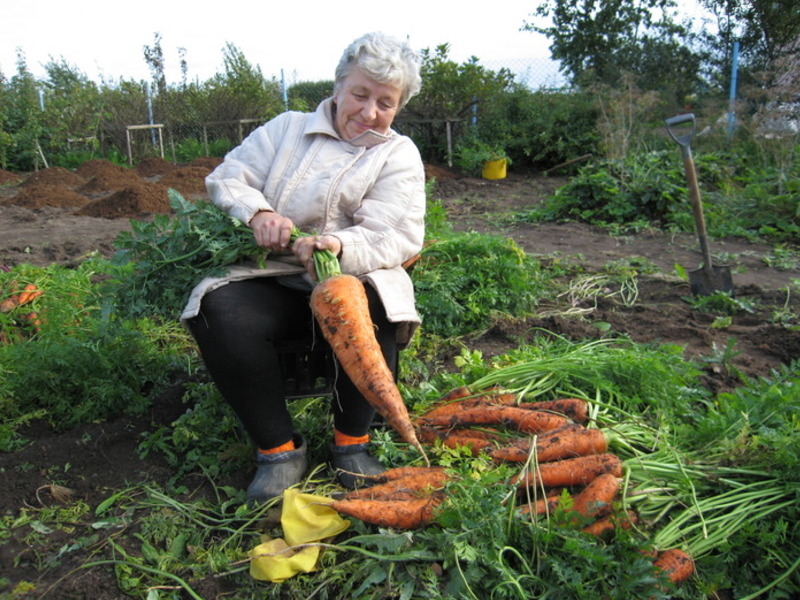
[250,210,294,251]
[292,235,342,279]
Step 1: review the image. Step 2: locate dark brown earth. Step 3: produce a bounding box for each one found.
[1,158,799,598]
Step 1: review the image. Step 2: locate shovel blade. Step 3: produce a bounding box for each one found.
[689,265,734,297]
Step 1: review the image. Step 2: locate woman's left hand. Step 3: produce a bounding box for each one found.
[293,235,342,279]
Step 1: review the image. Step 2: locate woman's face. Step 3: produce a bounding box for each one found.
[333,67,403,140]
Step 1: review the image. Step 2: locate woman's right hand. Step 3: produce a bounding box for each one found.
[250,210,294,251]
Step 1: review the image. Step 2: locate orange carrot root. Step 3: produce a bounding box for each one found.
[310,274,428,465]
[653,548,694,585]
[571,473,620,519]
[489,424,607,464]
[367,466,447,482]
[418,405,570,434]
[516,398,589,424]
[582,509,638,538]
[343,469,451,500]
[514,453,623,489]
[331,494,444,529]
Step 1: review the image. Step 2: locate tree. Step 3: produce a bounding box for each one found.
[700,0,800,84]
[41,58,103,154]
[4,50,45,170]
[143,32,167,96]
[403,43,515,161]
[524,0,702,98]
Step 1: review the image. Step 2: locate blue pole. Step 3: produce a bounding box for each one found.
[281,69,288,111]
[727,41,740,142]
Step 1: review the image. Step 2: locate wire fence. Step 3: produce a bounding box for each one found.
[108,56,570,166]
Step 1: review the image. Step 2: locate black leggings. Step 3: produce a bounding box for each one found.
[186,277,398,450]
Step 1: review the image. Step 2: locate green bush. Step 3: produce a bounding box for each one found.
[478,87,601,172]
[412,232,551,338]
[0,262,188,436]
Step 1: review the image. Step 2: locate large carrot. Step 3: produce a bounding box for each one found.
[582,509,638,538]
[489,424,607,463]
[514,453,623,489]
[0,281,19,313]
[417,426,497,454]
[343,468,450,500]
[516,398,589,424]
[16,284,40,306]
[571,473,620,519]
[331,495,443,529]
[419,405,570,434]
[364,466,446,482]
[653,548,694,585]
[417,391,516,421]
[519,473,620,522]
[310,273,427,464]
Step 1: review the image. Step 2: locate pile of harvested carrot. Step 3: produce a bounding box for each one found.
[330,466,450,529]
[328,385,694,589]
[0,279,43,344]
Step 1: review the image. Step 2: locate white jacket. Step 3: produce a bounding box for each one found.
[181,98,426,345]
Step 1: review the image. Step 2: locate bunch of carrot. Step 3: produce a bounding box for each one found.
[330,466,451,529]
[0,279,43,344]
[414,385,694,589]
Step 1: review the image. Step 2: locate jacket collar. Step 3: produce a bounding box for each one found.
[307,98,394,149]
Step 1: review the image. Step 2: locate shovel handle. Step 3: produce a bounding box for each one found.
[685,158,715,271]
[666,113,714,272]
[665,113,696,157]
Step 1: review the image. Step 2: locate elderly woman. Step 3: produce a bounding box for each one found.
[182,32,425,504]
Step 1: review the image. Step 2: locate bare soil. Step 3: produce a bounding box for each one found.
[1,159,800,598]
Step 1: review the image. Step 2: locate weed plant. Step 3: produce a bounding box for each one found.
[516,146,800,243]
[0,262,189,446]
[412,233,554,338]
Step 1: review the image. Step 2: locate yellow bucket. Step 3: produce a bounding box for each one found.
[482,158,507,180]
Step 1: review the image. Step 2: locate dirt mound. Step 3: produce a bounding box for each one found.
[79,170,145,194]
[0,169,22,185]
[425,163,459,180]
[75,159,128,180]
[75,182,170,218]
[18,166,85,189]
[189,156,223,171]
[3,184,90,209]
[136,156,177,177]
[159,165,210,197]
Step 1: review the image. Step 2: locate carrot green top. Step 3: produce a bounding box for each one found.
[290,227,342,281]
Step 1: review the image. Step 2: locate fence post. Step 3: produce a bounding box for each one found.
[281,69,288,111]
[727,41,740,143]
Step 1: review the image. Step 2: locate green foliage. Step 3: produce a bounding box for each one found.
[514,146,800,241]
[412,232,552,338]
[287,80,334,112]
[137,381,249,485]
[700,0,800,80]
[0,262,187,434]
[525,0,701,100]
[106,190,265,321]
[2,51,44,171]
[485,86,601,172]
[453,132,509,176]
[403,43,515,162]
[521,152,689,229]
[684,290,758,316]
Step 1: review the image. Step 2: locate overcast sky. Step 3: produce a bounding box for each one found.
[1,0,567,87]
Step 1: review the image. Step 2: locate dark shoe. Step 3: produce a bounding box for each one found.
[329,442,385,490]
[246,436,308,505]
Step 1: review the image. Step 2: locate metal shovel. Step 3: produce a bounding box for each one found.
[666,113,734,297]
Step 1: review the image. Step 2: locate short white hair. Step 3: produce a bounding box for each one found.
[334,32,422,107]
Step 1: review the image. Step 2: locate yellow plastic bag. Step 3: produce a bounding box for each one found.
[249,488,350,582]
